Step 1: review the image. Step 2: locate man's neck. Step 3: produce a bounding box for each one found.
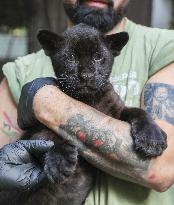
[67,17,126,34]
[106,18,126,35]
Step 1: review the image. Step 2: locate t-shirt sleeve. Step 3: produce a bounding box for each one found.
[2,50,55,104]
[149,29,174,77]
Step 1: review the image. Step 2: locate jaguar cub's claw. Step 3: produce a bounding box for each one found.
[44,143,78,183]
[131,121,167,158]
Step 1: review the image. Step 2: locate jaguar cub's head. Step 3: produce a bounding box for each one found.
[37,23,128,98]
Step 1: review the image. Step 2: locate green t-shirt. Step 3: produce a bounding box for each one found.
[3,19,174,205]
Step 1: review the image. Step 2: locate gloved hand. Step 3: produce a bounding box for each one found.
[0,140,54,191]
[17,77,58,129]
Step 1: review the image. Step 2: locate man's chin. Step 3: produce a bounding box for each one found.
[64,1,123,33]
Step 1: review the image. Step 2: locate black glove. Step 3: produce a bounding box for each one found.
[17,77,58,129]
[0,140,54,191]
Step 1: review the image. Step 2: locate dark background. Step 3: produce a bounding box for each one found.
[127,0,152,26]
[0,0,165,80]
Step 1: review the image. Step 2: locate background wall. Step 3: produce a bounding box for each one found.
[151,0,173,28]
[127,0,152,26]
[0,0,174,80]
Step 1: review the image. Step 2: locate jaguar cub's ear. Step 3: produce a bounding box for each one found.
[104,32,129,56]
[37,30,64,56]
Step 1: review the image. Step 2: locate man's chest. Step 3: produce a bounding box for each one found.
[110,56,149,107]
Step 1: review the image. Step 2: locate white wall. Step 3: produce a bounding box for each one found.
[151,0,173,29]
[0,34,27,59]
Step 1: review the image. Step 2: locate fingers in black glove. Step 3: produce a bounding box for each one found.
[0,140,54,191]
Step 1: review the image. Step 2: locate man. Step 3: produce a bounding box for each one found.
[0,0,174,204]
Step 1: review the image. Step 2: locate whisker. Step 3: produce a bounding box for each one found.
[57,78,67,80]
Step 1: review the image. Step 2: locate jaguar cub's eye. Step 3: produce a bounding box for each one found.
[93,53,103,61]
[68,54,76,63]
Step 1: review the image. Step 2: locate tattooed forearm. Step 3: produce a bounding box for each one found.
[144,83,174,125]
[1,112,22,141]
[59,113,150,184]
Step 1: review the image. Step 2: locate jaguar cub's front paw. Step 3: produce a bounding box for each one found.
[131,120,167,158]
[44,142,78,183]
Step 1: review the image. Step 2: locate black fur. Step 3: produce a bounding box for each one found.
[0,24,167,205]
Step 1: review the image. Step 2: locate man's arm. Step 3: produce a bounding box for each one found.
[32,86,149,186]
[0,78,55,190]
[141,62,174,191]
[30,63,174,192]
[0,78,22,147]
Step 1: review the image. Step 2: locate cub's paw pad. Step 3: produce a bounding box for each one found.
[44,144,78,183]
[131,122,167,158]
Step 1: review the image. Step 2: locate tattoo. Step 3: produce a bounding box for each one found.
[144,83,174,125]
[3,112,21,133]
[1,112,21,141]
[59,113,150,183]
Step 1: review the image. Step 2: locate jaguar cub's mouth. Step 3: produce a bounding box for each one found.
[76,84,97,94]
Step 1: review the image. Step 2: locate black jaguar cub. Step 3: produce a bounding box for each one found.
[0,24,167,205]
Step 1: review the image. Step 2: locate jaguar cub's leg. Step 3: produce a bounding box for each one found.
[24,127,78,184]
[96,84,167,158]
[120,107,167,158]
[44,140,78,183]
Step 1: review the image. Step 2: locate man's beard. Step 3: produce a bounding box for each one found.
[64,0,127,33]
